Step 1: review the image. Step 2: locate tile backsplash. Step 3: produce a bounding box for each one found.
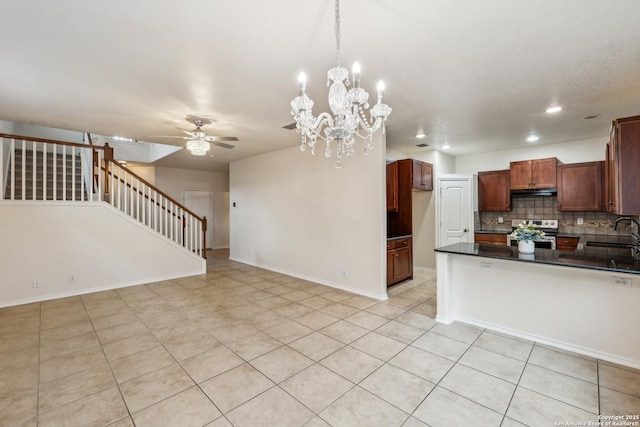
[478,196,639,237]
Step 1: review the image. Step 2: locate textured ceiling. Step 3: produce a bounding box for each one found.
[1,0,639,171]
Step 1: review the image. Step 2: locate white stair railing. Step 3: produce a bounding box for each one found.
[0,134,206,258]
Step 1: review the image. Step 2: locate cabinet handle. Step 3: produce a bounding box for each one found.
[395,254,399,257]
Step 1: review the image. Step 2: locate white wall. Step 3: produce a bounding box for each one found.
[455,137,606,174]
[0,203,205,307]
[155,167,230,249]
[230,137,387,299]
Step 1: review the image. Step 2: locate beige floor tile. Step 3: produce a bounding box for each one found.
[86,301,131,320]
[281,290,314,303]
[263,320,313,344]
[320,386,408,427]
[414,386,503,426]
[319,302,360,318]
[227,302,269,319]
[303,417,332,427]
[0,389,37,425]
[226,331,282,361]
[295,311,339,330]
[40,296,83,312]
[519,364,599,414]
[245,310,288,330]
[151,323,221,360]
[180,345,245,383]
[39,330,100,361]
[107,416,136,427]
[38,386,128,427]
[39,319,94,340]
[599,362,640,398]
[250,346,314,383]
[341,295,378,310]
[0,331,38,354]
[264,284,295,295]
[0,303,40,318]
[298,296,334,310]
[366,303,407,319]
[273,303,315,319]
[600,386,640,416]
[320,320,370,344]
[38,362,116,413]
[345,311,389,330]
[101,332,160,361]
[401,417,430,427]
[280,364,353,413]
[204,416,234,427]
[200,363,274,413]
[473,331,533,361]
[40,308,89,330]
[0,344,39,374]
[360,364,434,413]
[375,320,425,344]
[430,321,484,344]
[528,345,597,383]
[500,418,529,427]
[394,311,437,332]
[350,332,407,361]
[389,346,454,383]
[506,387,599,426]
[91,311,139,331]
[289,332,345,361]
[132,386,221,427]
[439,364,516,414]
[120,363,194,413]
[96,321,149,345]
[319,346,384,383]
[226,386,314,427]
[254,295,292,309]
[109,346,175,384]
[458,346,525,384]
[0,364,38,397]
[320,290,353,302]
[39,346,107,382]
[209,322,260,344]
[412,331,470,361]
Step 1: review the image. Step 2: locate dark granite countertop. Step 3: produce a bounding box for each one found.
[435,242,640,274]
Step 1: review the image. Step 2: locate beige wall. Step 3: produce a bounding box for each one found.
[230,136,387,299]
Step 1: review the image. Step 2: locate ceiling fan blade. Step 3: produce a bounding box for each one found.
[212,141,236,149]
[204,136,239,142]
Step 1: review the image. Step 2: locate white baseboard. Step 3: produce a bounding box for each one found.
[0,270,205,308]
[229,256,388,301]
[454,314,640,370]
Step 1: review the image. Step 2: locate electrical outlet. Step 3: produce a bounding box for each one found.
[32,279,40,288]
[69,274,76,284]
[611,276,632,287]
[480,262,492,269]
[577,243,584,250]
[342,270,348,278]
[576,217,584,225]
[498,217,504,224]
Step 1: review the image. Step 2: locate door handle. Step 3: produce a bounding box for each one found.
[463,229,468,233]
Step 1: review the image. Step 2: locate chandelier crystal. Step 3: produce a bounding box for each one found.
[290,0,392,168]
[186,139,210,156]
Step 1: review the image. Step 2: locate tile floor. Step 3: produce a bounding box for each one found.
[1,249,639,426]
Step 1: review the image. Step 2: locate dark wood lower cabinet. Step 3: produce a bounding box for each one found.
[387,237,413,286]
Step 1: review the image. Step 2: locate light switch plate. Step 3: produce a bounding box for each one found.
[576,217,584,225]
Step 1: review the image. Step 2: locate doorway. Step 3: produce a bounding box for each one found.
[436,175,476,247]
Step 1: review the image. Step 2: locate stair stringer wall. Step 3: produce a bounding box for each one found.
[0,201,206,307]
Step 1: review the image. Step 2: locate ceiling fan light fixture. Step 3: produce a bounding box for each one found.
[186,139,211,156]
[545,106,562,114]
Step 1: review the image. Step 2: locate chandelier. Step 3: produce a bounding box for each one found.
[186,139,210,156]
[290,0,392,168]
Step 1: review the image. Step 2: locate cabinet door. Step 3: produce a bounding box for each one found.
[393,246,412,281]
[386,162,398,212]
[411,160,433,191]
[531,158,557,188]
[478,170,510,211]
[557,162,603,211]
[614,117,640,214]
[509,161,532,189]
[421,162,433,191]
[386,250,395,284]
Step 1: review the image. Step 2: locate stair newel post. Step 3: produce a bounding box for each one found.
[202,216,207,259]
[182,215,186,249]
[103,143,114,202]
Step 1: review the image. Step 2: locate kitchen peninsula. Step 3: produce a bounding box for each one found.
[435,242,640,369]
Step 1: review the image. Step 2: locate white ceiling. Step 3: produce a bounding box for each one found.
[1,1,639,172]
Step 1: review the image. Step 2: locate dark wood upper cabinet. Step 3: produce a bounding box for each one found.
[557,161,604,211]
[478,170,510,211]
[510,158,559,189]
[412,159,433,191]
[607,115,640,214]
[386,162,398,212]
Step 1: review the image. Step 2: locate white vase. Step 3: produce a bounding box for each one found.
[518,240,535,254]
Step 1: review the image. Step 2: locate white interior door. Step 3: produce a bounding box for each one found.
[438,178,471,246]
[184,190,214,249]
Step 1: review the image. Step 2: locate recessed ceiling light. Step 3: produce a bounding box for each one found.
[526,135,539,143]
[582,114,600,120]
[545,106,562,114]
[442,143,451,150]
[415,133,426,139]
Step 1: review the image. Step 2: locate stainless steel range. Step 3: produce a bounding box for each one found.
[507,219,558,250]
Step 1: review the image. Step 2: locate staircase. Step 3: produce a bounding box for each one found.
[4,148,87,200]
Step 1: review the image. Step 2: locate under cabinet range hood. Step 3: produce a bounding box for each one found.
[510,188,557,197]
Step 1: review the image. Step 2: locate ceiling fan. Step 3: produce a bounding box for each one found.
[153,119,239,154]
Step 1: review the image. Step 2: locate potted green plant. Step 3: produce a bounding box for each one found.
[510,221,545,254]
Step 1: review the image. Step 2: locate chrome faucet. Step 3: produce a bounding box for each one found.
[612,217,640,259]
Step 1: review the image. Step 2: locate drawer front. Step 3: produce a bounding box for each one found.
[394,237,412,248]
[557,237,579,250]
[474,233,507,245]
